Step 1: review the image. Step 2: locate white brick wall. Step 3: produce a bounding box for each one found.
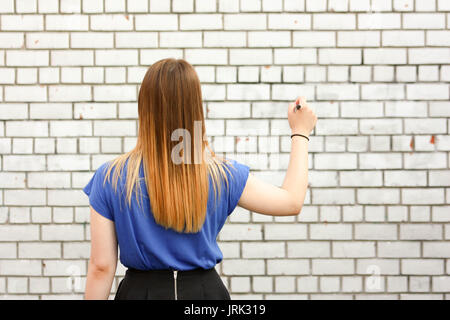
[0,0,449,300]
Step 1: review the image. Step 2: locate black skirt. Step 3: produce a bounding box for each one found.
[114,266,231,300]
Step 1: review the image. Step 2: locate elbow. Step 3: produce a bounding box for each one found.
[289,200,303,216]
[293,203,303,215]
[89,260,115,276]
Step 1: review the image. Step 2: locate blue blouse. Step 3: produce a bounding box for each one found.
[83,158,250,271]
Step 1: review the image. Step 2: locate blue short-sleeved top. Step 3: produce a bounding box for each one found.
[83,158,250,271]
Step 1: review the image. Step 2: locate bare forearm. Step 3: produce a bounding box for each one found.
[281,136,309,210]
[84,262,115,300]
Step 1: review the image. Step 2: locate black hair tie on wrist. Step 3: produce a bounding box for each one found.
[291,133,309,141]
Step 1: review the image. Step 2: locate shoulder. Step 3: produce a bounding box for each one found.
[222,157,250,180]
[92,160,116,190]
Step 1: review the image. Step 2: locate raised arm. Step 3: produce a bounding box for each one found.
[238,96,317,216]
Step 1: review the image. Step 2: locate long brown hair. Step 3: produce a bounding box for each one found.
[102,58,235,233]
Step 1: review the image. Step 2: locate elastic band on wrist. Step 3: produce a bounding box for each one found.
[290,133,309,141]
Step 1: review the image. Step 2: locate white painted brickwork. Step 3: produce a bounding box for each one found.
[0,0,449,300]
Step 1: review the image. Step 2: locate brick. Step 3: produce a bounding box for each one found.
[333,242,376,258]
[385,170,427,186]
[315,153,357,170]
[225,14,267,30]
[90,14,133,30]
[148,0,171,12]
[46,14,88,30]
[42,225,84,241]
[270,14,310,31]
[432,276,450,292]
[430,171,450,187]
[30,103,72,119]
[288,242,330,258]
[0,260,42,276]
[0,225,39,241]
[7,50,48,66]
[378,241,421,257]
[93,120,135,136]
[402,259,444,275]
[115,32,157,48]
[0,243,16,259]
[222,259,265,275]
[371,0,392,11]
[357,188,400,205]
[382,30,424,47]
[409,48,450,64]
[0,0,14,12]
[355,223,398,240]
[294,31,335,47]
[358,13,401,29]
[42,260,86,276]
[249,31,291,47]
[359,153,402,169]
[71,32,114,48]
[1,15,44,31]
[385,101,427,117]
[310,224,352,240]
[0,172,26,188]
[319,49,362,65]
[438,0,450,10]
[3,155,46,171]
[93,85,136,101]
[400,224,443,240]
[27,32,69,49]
[219,224,262,241]
[95,50,138,66]
[312,188,355,205]
[313,14,356,30]
[49,85,91,101]
[28,172,70,188]
[0,68,15,84]
[403,13,445,29]
[242,242,285,258]
[406,119,447,134]
[180,14,222,30]
[267,259,310,275]
[0,33,24,48]
[180,48,225,65]
[19,243,61,259]
[312,259,354,275]
[135,14,177,30]
[6,121,47,138]
[404,153,447,169]
[50,120,91,137]
[48,190,88,206]
[432,206,450,222]
[364,48,407,65]
[407,84,449,100]
[340,171,382,187]
[265,224,307,240]
[361,84,405,100]
[357,259,399,275]
[51,50,93,66]
[204,31,246,47]
[424,242,450,258]
[308,171,338,187]
[337,31,380,47]
[47,155,89,171]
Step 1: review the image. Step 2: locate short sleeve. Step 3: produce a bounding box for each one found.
[225,159,250,216]
[83,163,114,221]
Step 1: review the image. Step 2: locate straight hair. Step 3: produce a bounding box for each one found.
[101,58,236,233]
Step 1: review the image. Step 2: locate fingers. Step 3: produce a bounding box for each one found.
[288,102,295,114]
[295,96,307,108]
